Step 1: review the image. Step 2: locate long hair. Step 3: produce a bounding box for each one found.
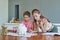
[33,15,50,23]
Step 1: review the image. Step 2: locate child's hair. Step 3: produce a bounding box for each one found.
[23,11,30,17]
[32,9,40,15]
[32,9,50,22]
[40,15,50,22]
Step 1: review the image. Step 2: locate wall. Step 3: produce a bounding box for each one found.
[9,0,60,23]
[0,0,8,25]
[22,0,60,23]
[8,0,24,22]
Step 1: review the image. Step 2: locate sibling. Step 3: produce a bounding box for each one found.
[22,11,33,32]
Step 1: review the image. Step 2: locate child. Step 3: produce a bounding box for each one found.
[22,11,33,32]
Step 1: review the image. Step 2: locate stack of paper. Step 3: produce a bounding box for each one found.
[7,32,37,37]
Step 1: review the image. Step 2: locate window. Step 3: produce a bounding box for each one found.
[15,5,19,19]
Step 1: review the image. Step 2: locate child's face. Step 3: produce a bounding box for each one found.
[32,12,41,21]
[24,15,30,21]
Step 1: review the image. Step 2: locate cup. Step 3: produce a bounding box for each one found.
[12,27,17,33]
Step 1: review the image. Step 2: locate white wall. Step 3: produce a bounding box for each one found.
[0,0,8,25]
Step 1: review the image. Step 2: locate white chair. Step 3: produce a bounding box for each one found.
[4,23,19,30]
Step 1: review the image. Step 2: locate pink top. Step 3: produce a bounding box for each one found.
[22,20,33,30]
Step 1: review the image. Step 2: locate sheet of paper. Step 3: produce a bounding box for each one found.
[18,32,37,37]
[42,33,60,35]
[24,33,37,37]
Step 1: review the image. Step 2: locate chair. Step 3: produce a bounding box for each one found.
[51,25,58,33]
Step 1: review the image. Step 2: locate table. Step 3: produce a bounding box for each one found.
[0,33,60,40]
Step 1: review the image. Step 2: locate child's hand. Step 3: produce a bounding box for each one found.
[40,21,43,27]
[27,29,33,33]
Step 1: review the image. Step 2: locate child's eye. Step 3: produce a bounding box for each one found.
[35,15,37,17]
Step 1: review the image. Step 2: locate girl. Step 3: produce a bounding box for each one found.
[32,9,54,32]
[22,11,33,32]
